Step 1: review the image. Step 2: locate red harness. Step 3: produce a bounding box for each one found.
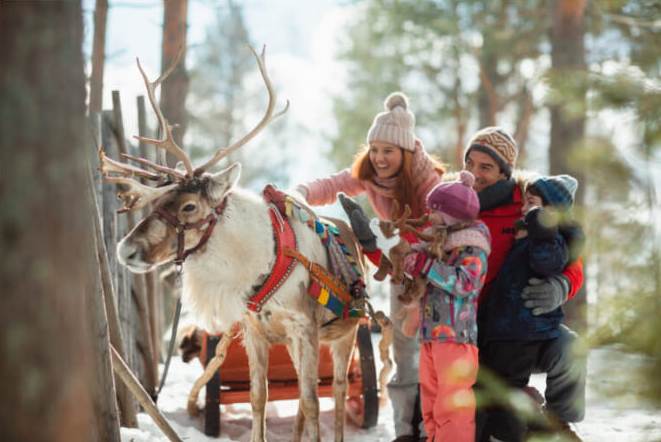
[154,185,298,312]
[247,186,298,312]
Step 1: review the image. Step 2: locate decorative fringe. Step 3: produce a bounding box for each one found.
[285,196,366,319]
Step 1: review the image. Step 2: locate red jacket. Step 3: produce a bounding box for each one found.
[478,185,583,304]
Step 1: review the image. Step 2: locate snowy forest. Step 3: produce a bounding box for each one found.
[0,0,659,441]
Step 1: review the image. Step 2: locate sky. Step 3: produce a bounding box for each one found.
[82,0,357,192]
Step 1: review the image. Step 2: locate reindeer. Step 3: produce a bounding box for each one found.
[101,47,390,442]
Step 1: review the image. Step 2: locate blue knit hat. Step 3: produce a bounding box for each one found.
[528,175,578,209]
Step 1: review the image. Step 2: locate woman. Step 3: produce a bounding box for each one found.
[297,92,444,442]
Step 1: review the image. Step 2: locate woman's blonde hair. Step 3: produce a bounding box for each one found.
[350,145,446,218]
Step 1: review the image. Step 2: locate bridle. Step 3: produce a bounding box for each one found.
[152,194,230,271]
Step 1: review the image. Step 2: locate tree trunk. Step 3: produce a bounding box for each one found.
[0,2,120,441]
[477,50,499,128]
[549,0,588,331]
[513,85,535,163]
[160,0,189,167]
[89,0,108,113]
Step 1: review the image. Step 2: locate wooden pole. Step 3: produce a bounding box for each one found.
[101,110,142,404]
[137,94,165,364]
[111,345,183,442]
[89,112,138,428]
[112,90,159,395]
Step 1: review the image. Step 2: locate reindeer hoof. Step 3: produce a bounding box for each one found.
[187,399,201,417]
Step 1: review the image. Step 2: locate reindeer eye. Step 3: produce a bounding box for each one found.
[182,203,197,213]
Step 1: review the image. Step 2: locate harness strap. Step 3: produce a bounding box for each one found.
[247,208,298,312]
[154,198,228,267]
[283,246,353,304]
[153,297,182,402]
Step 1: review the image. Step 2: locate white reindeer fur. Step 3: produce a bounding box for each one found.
[181,187,331,336]
[118,166,359,442]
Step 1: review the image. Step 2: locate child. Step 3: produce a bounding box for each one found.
[402,170,491,442]
[479,174,585,442]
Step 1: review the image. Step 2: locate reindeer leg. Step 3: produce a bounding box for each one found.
[296,326,321,441]
[187,332,232,417]
[245,331,270,442]
[286,342,305,442]
[330,326,358,442]
[374,311,394,406]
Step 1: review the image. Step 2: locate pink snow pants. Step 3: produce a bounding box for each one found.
[419,341,479,442]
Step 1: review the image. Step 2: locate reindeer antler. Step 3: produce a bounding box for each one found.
[120,153,186,180]
[98,44,288,214]
[194,45,289,174]
[98,147,161,181]
[105,176,177,213]
[98,147,177,213]
[133,46,195,178]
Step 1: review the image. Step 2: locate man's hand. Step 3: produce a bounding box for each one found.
[404,251,432,279]
[338,193,377,252]
[522,275,569,316]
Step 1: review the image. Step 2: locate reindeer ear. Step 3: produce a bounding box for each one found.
[207,162,241,204]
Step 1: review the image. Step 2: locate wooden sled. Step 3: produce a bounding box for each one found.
[192,320,379,437]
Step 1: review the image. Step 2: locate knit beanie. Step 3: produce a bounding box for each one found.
[464,127,518,178]
[527,174,578,209]
[366,92,416,152]
[426,171,480,223]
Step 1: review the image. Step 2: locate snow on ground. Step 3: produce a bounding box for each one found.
[121,341,661,442]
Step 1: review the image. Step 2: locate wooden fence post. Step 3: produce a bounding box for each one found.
[110,90,158,396]
[91,112,139,427]
[111,346,183,442]
[86,113,123,441]
[137,94,165,365]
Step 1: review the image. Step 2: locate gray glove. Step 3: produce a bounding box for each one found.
[338,193,377,252]
[522,275,569,316]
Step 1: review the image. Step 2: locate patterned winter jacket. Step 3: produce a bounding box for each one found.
[419,222,490,345]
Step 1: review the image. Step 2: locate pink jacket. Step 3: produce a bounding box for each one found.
[300,143,442,221]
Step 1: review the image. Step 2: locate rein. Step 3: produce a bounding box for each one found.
[154,195,230,270]
[152,195,228,401]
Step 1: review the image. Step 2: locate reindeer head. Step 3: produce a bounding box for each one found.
[101,46,288,273]
[116,164,241,272]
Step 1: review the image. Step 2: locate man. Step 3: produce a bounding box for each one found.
[464,127,586,441]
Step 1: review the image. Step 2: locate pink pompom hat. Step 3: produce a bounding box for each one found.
[425,171,480,221]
